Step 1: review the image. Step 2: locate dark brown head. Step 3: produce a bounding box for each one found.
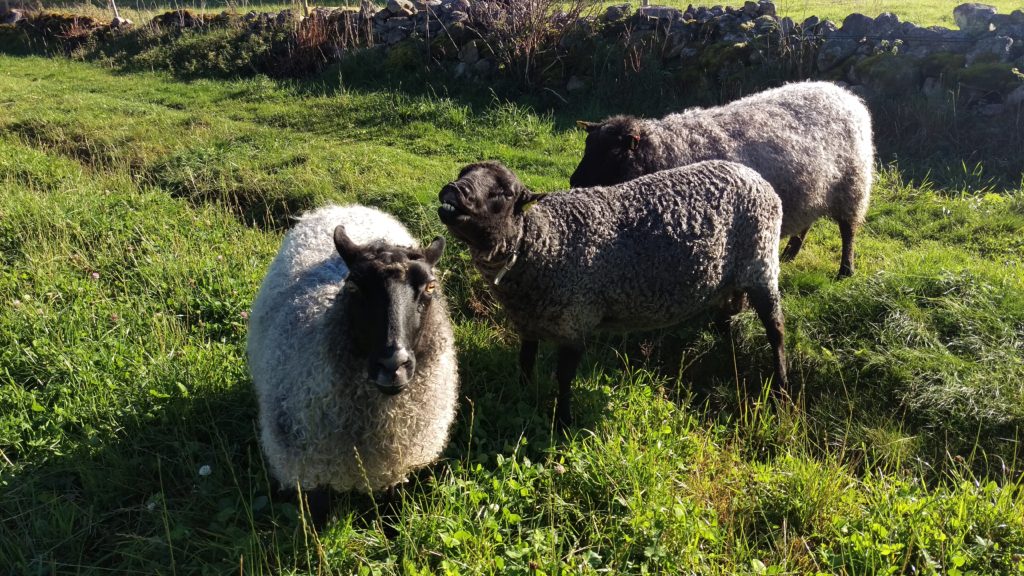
[334,226,445,395]
[569,116,644,188]
[437,161,545,253]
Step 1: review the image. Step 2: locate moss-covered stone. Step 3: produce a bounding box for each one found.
[953,62,1023,97]
[385,38,426,72]
[698,41,752,70]
[0,23,31,55]
[854,53,921,97]
[920,52,966,80]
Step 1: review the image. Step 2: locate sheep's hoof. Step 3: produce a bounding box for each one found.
[836,266,854,279]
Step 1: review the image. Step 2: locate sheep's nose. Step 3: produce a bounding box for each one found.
[380,348,410,370]
[374,348,413,395]
[376,347,412,376]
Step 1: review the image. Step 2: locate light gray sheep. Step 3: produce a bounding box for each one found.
[439,160,787,426]
[570,81,874,278]
[247,205,459,521]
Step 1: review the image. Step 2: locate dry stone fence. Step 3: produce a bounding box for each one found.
[1,1,1022,166]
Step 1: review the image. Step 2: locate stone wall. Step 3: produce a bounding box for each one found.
[322,0,1024,112]
[2,1,1023,113]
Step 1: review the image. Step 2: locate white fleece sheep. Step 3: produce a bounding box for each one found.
[571,81,874,278]
[247,205,459,492]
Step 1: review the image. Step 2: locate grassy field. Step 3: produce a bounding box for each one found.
[1,53,1023,574]
[28,0,1024,28]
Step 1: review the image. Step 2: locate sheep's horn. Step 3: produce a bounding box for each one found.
[333,225,361,262]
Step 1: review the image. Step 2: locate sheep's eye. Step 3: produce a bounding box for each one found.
[424,281,437,295]
[345,281,360,293]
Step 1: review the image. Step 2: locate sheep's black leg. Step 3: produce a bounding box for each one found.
[747,286,788,398]
[302,487,331,530]
[379,484,403,540]
[837,220,857,279]
[780,227,811,262]
[519,338,539,386]
[554,345,583,429]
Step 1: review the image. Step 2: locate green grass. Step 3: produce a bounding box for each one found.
[1,54,1023,574]
[770,0,1021,27]
[30,1,302,23]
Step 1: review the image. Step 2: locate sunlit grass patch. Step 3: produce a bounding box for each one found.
[0,55,1023,574]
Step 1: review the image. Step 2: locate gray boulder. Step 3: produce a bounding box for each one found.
[817,13,874,71]
[604,3,630,23]
[818,38,861,72]
[458,40,479,64]
[854,53,921,97]
[636,6,682,23]
[1,8,24,24]
[902,27,974,58]
[388,0,417,17]
[276,9,299,27]
[965,34,1013,65]
[836,12,875,39]
[415,0,442,11]
[385,27,407,44]
[1006,84,1024,106]
[872,12,900,39]
[953,3,996,35]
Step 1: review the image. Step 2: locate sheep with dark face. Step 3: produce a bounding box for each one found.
[439,160,787,426]
[570,81,874,278]
[247,205,459,522]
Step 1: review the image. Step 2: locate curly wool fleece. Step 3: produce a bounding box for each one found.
[247,205,459,492]
[471,161,783,344]
[571,81,874,276]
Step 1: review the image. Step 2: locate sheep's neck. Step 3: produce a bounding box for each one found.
[471,218,525,286]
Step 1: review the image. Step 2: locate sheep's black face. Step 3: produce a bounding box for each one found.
[569,117,643,188]
[335,227,445,396]
[438,161,543,252]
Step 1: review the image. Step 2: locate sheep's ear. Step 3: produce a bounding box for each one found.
[333,225,361,263]
[514,192,547,214]
[424,236,445,266]
[623,133,641,150]
[576,120,600,133]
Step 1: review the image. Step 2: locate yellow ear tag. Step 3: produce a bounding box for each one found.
[425,281,438,294]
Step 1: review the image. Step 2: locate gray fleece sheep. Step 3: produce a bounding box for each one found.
[247,205,459,510]
[438,160,786,426]
[571,81,874,278]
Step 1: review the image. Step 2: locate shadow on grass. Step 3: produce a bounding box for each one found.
[2,304,1020,572]
[0,319,612,572]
